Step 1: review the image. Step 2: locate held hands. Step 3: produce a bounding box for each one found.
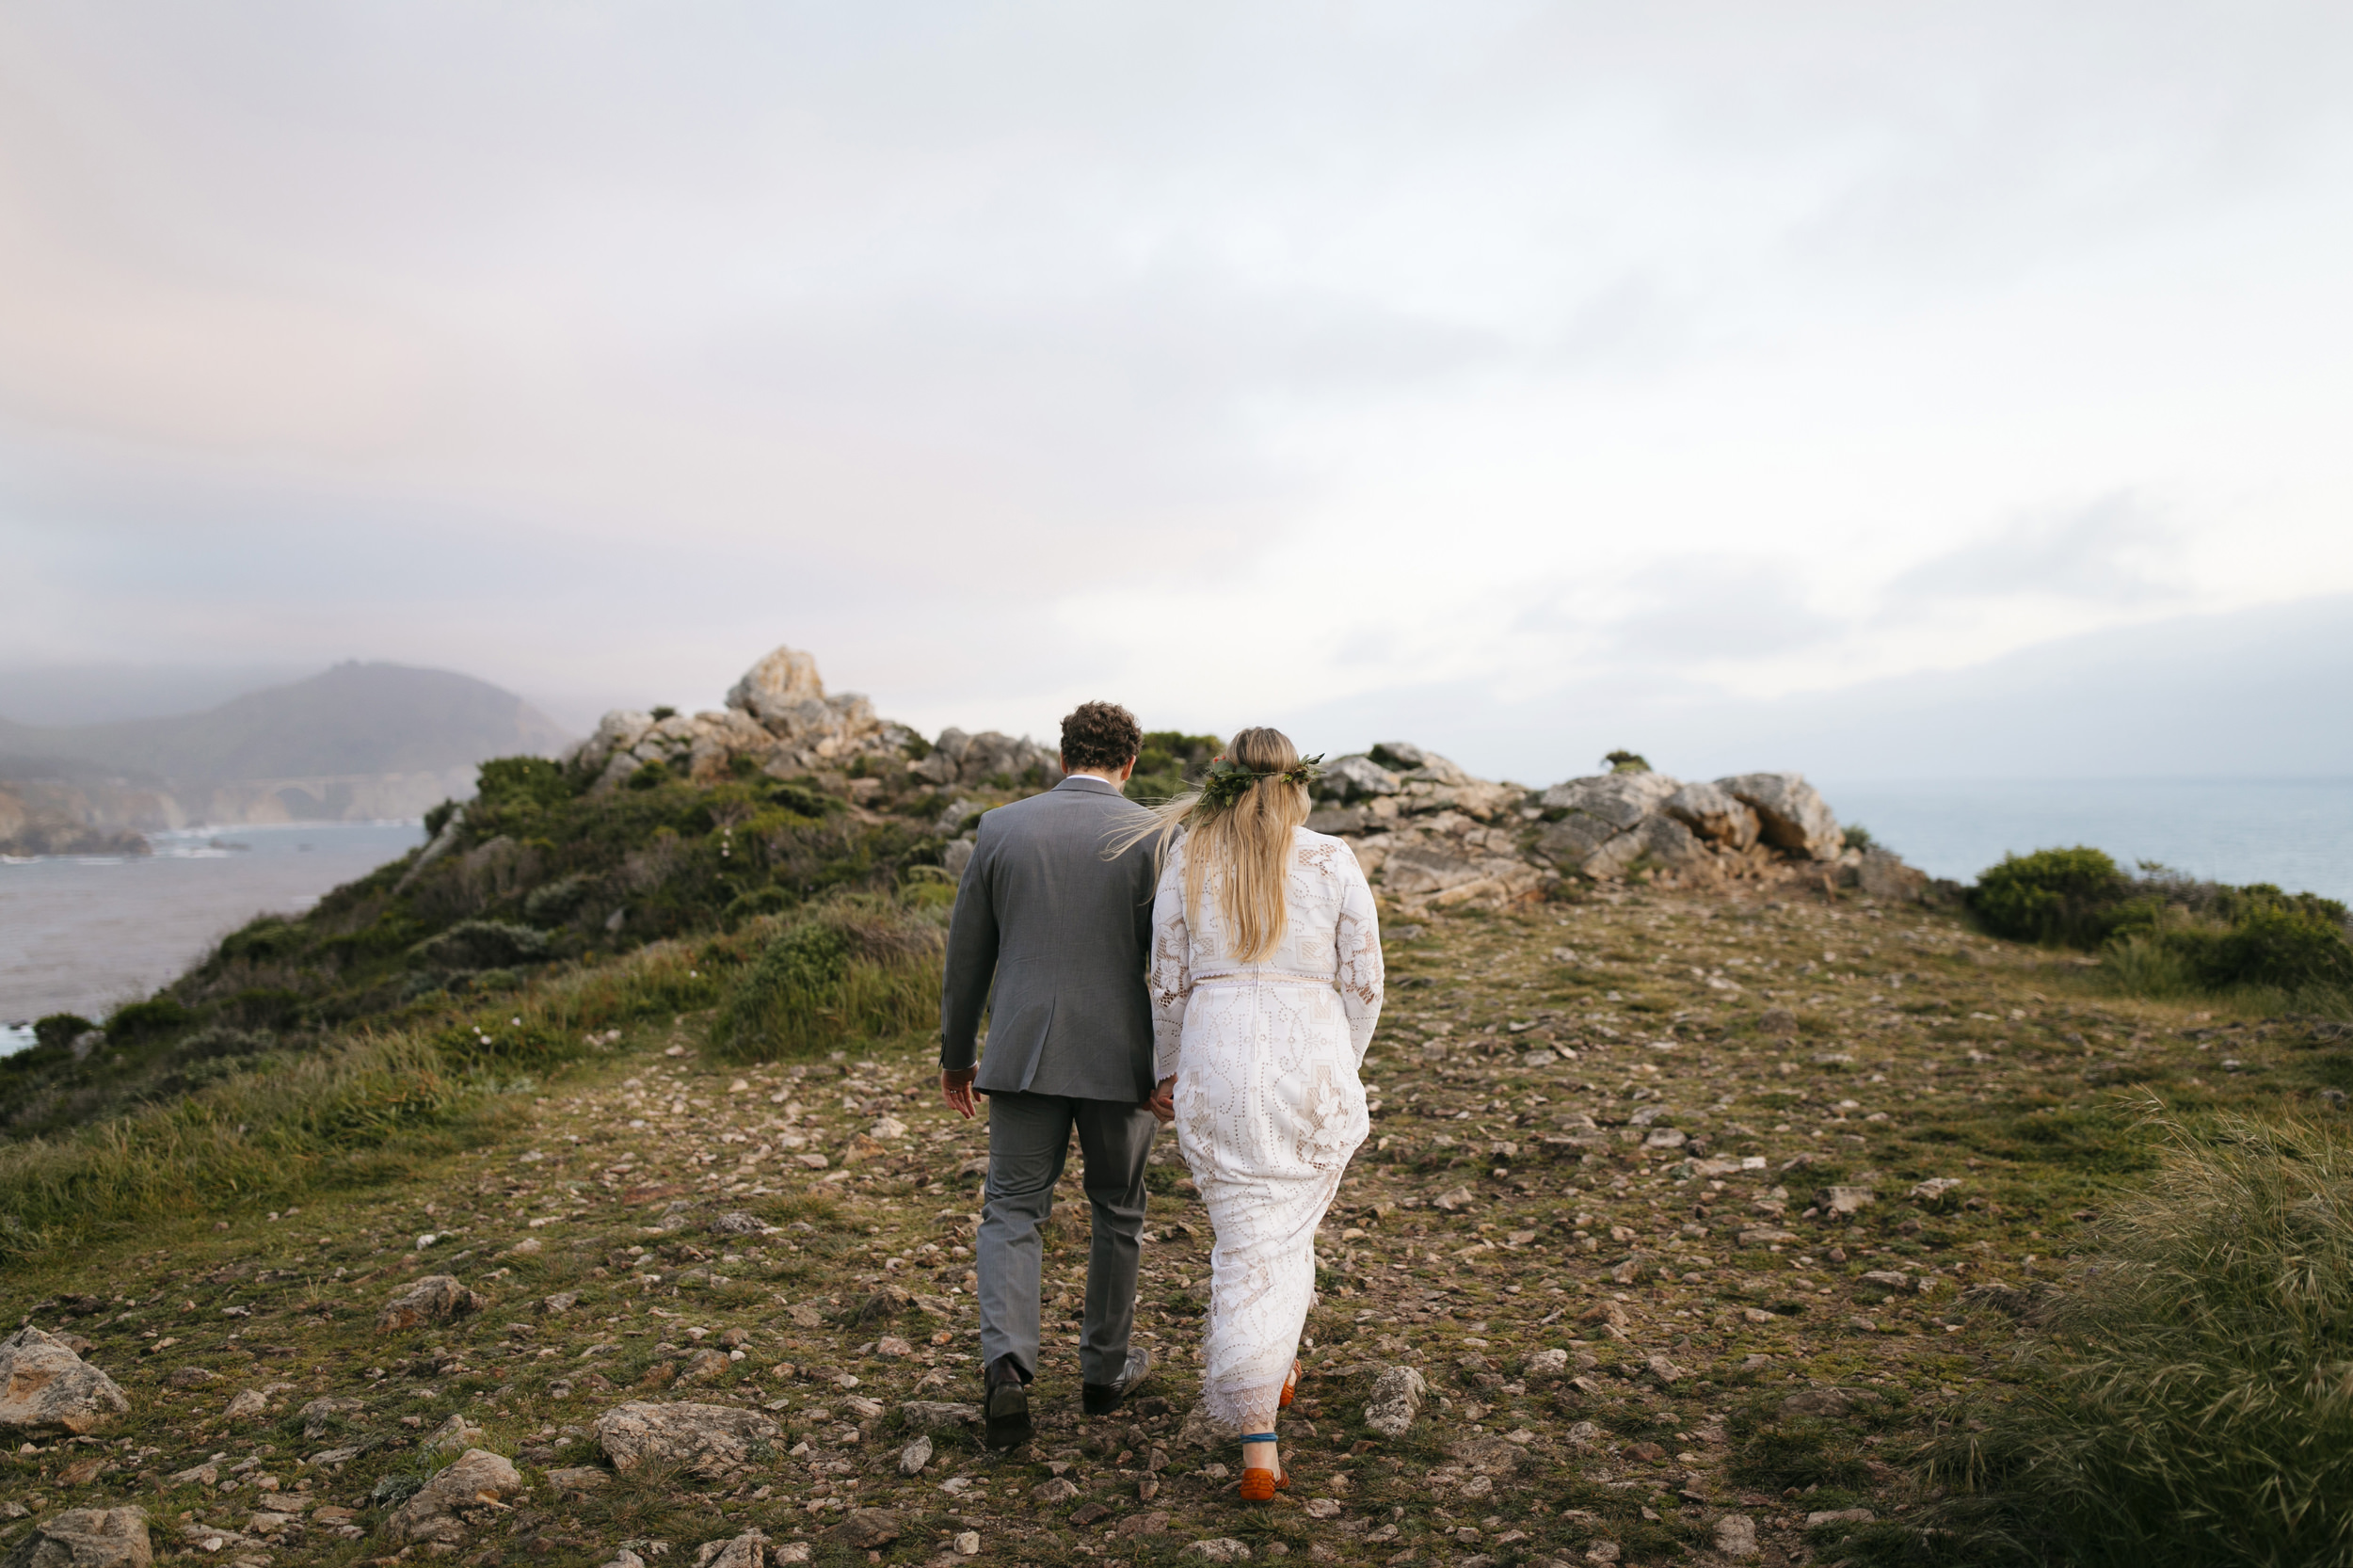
[1148,1075,1176,1125]
[940,1065,978,1119]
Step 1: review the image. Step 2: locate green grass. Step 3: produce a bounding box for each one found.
[711,892,947,1062]
[1926,1096,2353,1567]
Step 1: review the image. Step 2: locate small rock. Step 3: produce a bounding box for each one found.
[1304,1498,1341,1519]
[681,1349,733,1383]
[1644,1354,1685,1384]
[0,1329,130,1436]
[709,1212,764,1237]
[596,1401,782,1477]
[693,1529,768,1568]
[1363,1365,1428,1439]
[1806,1508,1875,1528]
[1115,1512,1169,1538]
[420,1414,487,1455]
[771,1547,810,1566]
[545,1466,610,1495]
[297,1396,364,1440]
[1031,1477,1079,1503]
[599,1553,648,1568]
[541,1292,581,1314]
[897,1400,980,1433]
[1714,1514,1758,1558]
[1584,1544,1621,1564]
[222,1389,268,1421]
[0,1506,153,1567]
[1187,1542,1253,1563]
[381,1449,524,1546]
[1820,1186,1875,1217]
[1522,1349,1568,1379]
[874,1336,913,1358]
[827,1510,902,1549]
[1431,1186,1476,1212]
[164,1368,217,1389]
[376,1275,488,1334]
[952,1531,981,1557]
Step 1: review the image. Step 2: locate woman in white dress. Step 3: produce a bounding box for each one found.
[1122,727,1384,1501]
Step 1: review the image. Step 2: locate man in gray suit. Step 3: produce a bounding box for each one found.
[939,700,1163,1448]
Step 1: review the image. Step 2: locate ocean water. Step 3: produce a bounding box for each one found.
[0,819,427,1048]
[1825,777,2353,904]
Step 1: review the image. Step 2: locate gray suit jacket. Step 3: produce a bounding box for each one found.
[939,775,1159,1102]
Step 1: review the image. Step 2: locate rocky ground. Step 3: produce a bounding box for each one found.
[8,875,2342,1568]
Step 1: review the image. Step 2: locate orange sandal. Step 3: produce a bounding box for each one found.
[1238,1433,1289,1501]
[1278,1359,1302,1410]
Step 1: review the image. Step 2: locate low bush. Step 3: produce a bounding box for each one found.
[31,1015,93,1053]
[1929,1099,2353,1566]
[411,920,553,971]
[1971,847,2133,946]
[712,894,945,1062]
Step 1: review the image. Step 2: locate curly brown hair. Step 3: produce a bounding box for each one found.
[1060,700,1143,772]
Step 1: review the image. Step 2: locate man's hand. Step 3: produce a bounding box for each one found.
[1148,1076,1176,1125]
[941,1065,978,1119]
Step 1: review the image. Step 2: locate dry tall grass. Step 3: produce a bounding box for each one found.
[1931,1096,2353,1567]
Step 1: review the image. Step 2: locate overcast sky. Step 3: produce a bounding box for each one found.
[4,2,2350,780]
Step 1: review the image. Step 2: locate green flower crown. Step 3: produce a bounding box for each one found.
[1194,753,1324,814]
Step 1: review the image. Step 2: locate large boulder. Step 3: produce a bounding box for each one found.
[1318,755,1402,802]
[597,1401,782,1477]
[1370,743,1474,788]
[725,647,826,724]
[1663,781,1759,849]
[376,1275,488,1334]
[1853,848,1929,903]
[0,1507,152,1568]
[0,1329,129,1436]
[380,1449,524,1546]
[1539,772,1680,828]
[1716,774,1841,860]
[1530,812,1625,870]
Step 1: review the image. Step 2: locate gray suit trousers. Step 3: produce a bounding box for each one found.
[977,1091,1156,1387]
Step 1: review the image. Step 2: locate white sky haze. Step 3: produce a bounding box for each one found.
[3,2,2350,781]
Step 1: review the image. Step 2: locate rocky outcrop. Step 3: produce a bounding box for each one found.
[1299,745,1899,909]
[568,645,926,792]
[909,729,1061,791]
[0,1329,129,1435]
[0,1507,152,1568]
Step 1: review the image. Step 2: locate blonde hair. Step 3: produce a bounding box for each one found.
[1112,727,1311,963]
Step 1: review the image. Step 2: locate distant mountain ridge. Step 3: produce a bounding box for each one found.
[0,664,571,845]
[0,663,570,784]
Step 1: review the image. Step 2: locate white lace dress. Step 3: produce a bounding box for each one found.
[1148,827,1384,1436]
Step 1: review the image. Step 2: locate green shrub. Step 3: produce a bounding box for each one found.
[411,920,552,971]
[1928,1100,2353,1566]
[1973,846,2133,946]
[476,756,574,809]
[1127,731,1221,803]
[626,760,671,792]
[104,999,195,1042]
[31,1015,93,1054]
[2197,905,2353,991]
[713,895,944,1062]
[1842,824,1875,851]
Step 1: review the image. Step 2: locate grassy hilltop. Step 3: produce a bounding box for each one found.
[4,734,2353,1568]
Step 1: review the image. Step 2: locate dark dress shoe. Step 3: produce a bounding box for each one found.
[984,1355,1032,1449]
[1082,1348,1153,1416]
